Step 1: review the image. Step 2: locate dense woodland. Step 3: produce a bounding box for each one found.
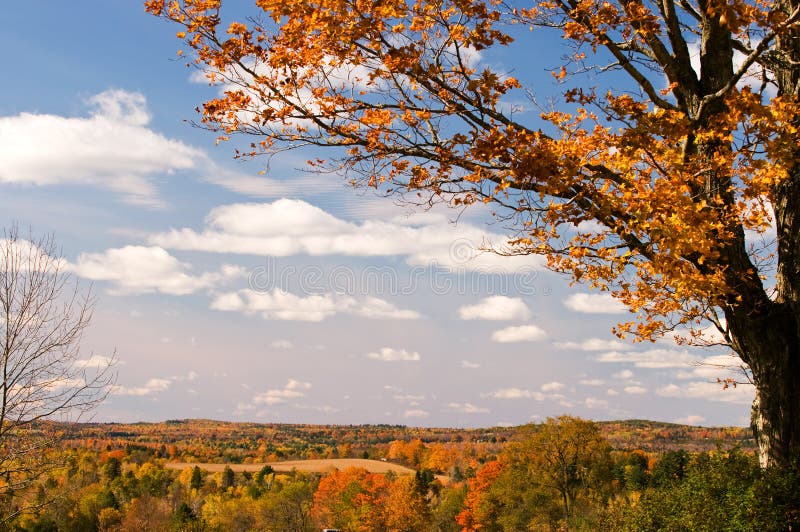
[2,417,795,531]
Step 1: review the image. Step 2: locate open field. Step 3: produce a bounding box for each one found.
[166,458,418,476]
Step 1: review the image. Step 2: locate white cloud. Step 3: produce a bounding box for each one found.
[366,347,421,362]
[112,378,171,397]
[461,360,481,369]
[686,354,749,381]
[211,288,419,321]
[458,296,532,321]
[170,371,199,382]
[0,89,203,207]
[252,379,312,406]
[675,414,706,425]
[298,404,339,413]
[484,388,544,400]
[204,168,344,199]
[149,199,543,271]
[541,381,565,392]
[403,409,430,418]
[665,323,729,347]
[613,369,635,379]
[491,324,547,343]
[575,220,608,234]
[564,293,627,314]
[271,340,294,349]
[444,402,490,414]
[579,379,605,386]
[624,386,647,394]
[606,388,619,396]
[71,246,245,295]
[110,368,198,397]
[657,382,754,404]
[555,338,631,351]
[599,349,696,369]
[584,397,609,409]
[74,355,117,369]
[394,394,425,403]
[286,379,311,390]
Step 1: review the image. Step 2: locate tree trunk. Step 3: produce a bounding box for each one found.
[728,304,800,468]
[696,0,800,468]
[723,157,800,467]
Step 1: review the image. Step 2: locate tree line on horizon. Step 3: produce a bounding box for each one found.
[1,416,798,530]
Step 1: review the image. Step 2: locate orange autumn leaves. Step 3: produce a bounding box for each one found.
[311,467,428,531]
[146,0,797,343]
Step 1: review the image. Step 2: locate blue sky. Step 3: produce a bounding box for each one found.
[0,1,752,427]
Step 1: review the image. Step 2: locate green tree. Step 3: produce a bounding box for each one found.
[254,465,274,487]
[103,457,122,482]
[496,417,613,529]
[258,478,316,531]
[605,449,762,531]
[189,466,203,491]
[428,484,468,532]
[221,465,235,490]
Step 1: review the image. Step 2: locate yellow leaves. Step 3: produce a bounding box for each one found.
[226,22,248,35]
[360,108,394,127]
[409,15,428,31]
[144,0,166,15]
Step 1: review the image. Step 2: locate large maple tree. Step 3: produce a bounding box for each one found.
[147,0,800,468]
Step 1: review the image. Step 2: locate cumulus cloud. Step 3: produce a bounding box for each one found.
[579,379,605,386]
[458,296,532,321]
[108,368,196,397]
[252,379,312,406]
[484,388,544,400]
[366,347,421,362]
[149,199,543,271]
[675,414,706,425]
[0,89,203,207]
[665,323,730,347]
[204,168,344,199]
[555,338,631,351]
[394,394,425,404]
[482,386,568,402]
[598,349,696,369]
[444,402,490,414]
[491,324,547,343]
[70,246,245,295]
[211,289,419,322]
[403,409,430,418]
[564,293,627,314]
[624,386,647,394]
[74,355,117,370]
[112,378,171,397]
[270,339,294,349]
[657,381,754,404]
[461,360,481,369]
[684,354,749,381]
[584,397,609,409]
